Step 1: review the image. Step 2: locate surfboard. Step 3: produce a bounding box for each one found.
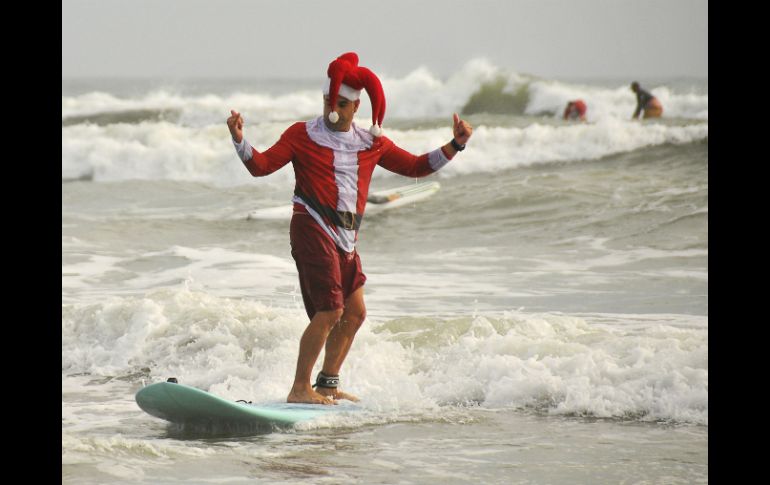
[135,380,347,428]
[365,180,441,215]
[246,180,440,221]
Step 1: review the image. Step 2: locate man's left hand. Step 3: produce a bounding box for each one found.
[453,113,473,145]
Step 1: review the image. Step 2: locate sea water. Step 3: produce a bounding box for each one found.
[62,59,708,484]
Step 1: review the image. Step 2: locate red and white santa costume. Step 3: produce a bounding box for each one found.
[233,52,460,319]
[232,52,456,316]
[234,116,453,252]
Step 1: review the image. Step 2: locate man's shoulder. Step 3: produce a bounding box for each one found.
[374,134,394,149]
[285,121,309,134]
[280,121,314,143]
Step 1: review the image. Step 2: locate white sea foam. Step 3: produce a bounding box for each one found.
[62,246,301,306]
[62,287,708,424]
[527,82,708,121]
[62,58,707,184]
[63,59,707,124]
[62,117,707,185]
[61,59,506,124]
[61,89,322,126]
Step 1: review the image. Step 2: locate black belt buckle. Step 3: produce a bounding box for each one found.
[338,211,355,230]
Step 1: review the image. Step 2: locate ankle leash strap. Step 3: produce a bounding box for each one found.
[312,371,339,389]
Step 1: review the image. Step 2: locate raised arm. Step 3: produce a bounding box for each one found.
[378,113,473,176]
[227,110,294,177]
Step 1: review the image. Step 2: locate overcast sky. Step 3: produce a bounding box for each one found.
[62,0,708,81]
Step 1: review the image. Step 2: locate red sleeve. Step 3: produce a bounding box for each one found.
[241,125,298,177]
[377,138,437,178]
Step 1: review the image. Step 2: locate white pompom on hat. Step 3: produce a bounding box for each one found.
[322,52,386,136]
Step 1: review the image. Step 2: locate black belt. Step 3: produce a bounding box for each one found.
[295,189,362,231]
[336,210,357,230]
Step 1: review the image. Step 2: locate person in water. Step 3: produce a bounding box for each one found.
[227,52,473,404]
[630,81,663,119]
[563,99,587,121]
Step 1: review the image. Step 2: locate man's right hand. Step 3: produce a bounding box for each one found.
[227,110,244,143]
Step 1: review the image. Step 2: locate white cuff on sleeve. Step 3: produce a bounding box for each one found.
[428,147,451,171]
[233,138,254,162]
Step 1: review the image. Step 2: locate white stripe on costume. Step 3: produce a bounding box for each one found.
[297,117,374,253]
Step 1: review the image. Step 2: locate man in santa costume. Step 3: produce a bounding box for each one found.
[227,52,473,404]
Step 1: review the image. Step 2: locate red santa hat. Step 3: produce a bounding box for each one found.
[323,52,386,137]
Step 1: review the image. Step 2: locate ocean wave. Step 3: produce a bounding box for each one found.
[62,59,708,128]
[62,108,180,126]
[62,89,323,128]
[61,287,707,424]
[61,118,708,184]
[526,81,708,121]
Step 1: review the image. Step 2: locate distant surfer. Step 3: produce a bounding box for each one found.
[227,52,473,405]
[562,99,587,121]
[630,81,663,119]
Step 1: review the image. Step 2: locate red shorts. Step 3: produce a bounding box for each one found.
[290,206,366,320]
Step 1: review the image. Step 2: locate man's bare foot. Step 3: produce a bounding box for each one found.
[317,387,360,402]
[287,386,336,405]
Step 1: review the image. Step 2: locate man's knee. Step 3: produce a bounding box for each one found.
[341,306,366,330]
[312,308,344,332]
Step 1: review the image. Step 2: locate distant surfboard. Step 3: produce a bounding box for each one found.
[135,380,353,430]
[247,180,440,221]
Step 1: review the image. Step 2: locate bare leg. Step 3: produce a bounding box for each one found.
[287,308,343,405]
[317,287,366,402]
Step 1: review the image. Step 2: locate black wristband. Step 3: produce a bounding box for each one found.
[450,138,465,151]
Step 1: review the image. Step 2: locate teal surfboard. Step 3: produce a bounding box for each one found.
[135,381,345,428]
